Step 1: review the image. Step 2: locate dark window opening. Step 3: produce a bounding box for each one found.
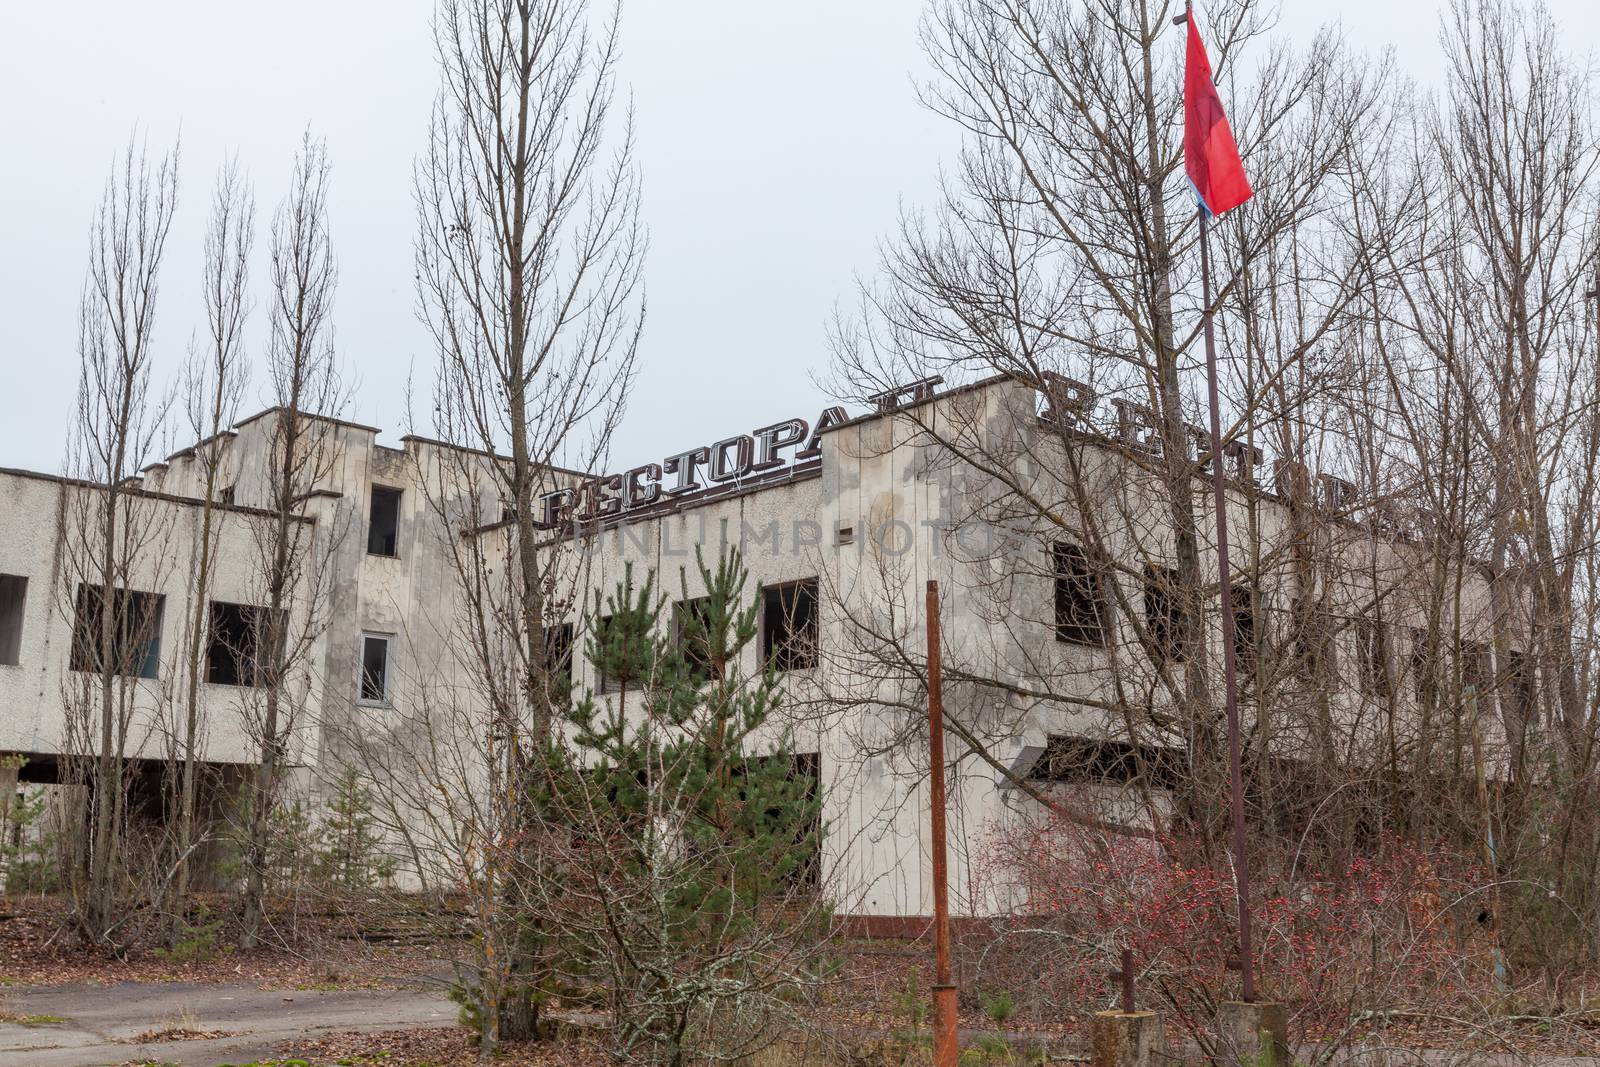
[69,584,165,679]
[367,485,402,557]
[217,485,236,507]
[545,621,575,698]
[360,633,392,704]
[1355,616,1391,698]
[734,752,822,888]
[1230,585,1258,677]
[205,601,282,687]
[1502,649,1536,726]
[1294,612,1338,680]
[1410,628,1438,707]
[762,579,818,672]
[0,574,26,666]
[1460,640,1493,698]
[1033,735,1184,791]
[1142,565,1189,663]
[674,597,720,681]
[1053,543,1107,646]
[595,614,649,694]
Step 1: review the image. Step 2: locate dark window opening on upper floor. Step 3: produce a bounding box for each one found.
[360,633,392,704]
[1355,616,1391,698]
[1502,648,1536,726]
[367,485,402,557]
[1053,543,1107,646]
[1142,565,1190,663]
[217,485,236,507]
[69,584,165,680]
[206,601,283,687]
[0,574,27,666]
[762,579,818,672]
[674,596,720,681]
[1230,585,1259,678]
[1293,611,1338,681]
[595,614,650,694]
[544,621,575,701]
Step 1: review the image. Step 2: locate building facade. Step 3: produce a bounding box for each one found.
[0,375,1520,914]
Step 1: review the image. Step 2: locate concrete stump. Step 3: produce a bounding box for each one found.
[1089,1010,1164,1067]
[1214,1001,1289,1067]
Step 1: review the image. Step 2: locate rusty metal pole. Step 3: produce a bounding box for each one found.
[926,580,959,1067]
[1198,205,1256,1002]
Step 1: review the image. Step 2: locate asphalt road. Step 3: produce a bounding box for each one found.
[0,980,454,1067]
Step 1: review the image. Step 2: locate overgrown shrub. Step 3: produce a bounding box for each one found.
[977,806,1492,1054]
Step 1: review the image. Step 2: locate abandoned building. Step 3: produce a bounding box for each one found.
[0,375,1520,915]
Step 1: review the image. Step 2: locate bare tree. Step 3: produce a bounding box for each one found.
[824,0,1391,856]
[165,159,254,938]
[59,136,180,950]
[239,134,349,950]
[400,0,646,1045]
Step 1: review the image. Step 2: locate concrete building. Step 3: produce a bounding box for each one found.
[0,375,1518,914]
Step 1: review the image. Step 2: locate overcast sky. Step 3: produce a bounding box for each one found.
[0,1,1592,476]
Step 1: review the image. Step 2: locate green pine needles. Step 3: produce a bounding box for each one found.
[545,546,830,1065]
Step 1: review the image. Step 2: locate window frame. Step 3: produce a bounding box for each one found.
[358,632,394,706]
[0,573,27,667]
[673,596,720,681]
[204,600,283,688]
[761,578,819,672]
[1142,564,1190,664]
[366,485,403,558]
[1052,542,1108,647]
[68,583,166,680]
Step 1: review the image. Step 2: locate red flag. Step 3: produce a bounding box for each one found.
[1183,12,1252,216]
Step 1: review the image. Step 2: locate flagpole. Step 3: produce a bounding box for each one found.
[1197,202,1256,1004]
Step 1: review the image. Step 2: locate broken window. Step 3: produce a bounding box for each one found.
[367,485,402,557]
[1409,628,1439,707]
[1294,611,1338,680]
[0,574,26,666]
[1460,640,1493,701]
[1230,585,1259,676]
[69,584,165,679]
[359,633,393,704]
[1354,616,1391,698]
[733,752,822,888]
[545,621,575,698]
[762,579,818,671]
[1502,649,1536,726]
[674,597,720,681]
[1052,543,1107,646]
[205,601,282,687]
[1142,565,1189,663]
[594,614,648,694]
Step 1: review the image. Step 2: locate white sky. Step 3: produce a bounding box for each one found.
[0,0,1592,475]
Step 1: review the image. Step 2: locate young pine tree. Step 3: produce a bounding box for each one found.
[550,549,827,1065]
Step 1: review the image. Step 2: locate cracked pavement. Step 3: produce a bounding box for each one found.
[0,980,455,1066]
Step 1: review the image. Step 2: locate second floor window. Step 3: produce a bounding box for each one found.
[69,584,165,679]
[360,633,393,704]
[1052,543,1107,646]
[763,579,819,672]
[1143,565,1190,664]
[368,485,401,557]
[206,601,283,687]
[0,574,26,666]
[674,597,720,681]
